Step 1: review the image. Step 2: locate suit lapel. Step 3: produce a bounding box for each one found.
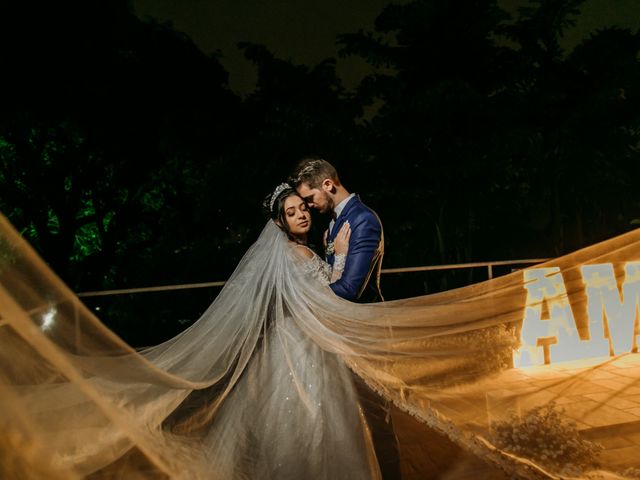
[329,216,346,241]
[329,196,359,241]
[327,196,360,262]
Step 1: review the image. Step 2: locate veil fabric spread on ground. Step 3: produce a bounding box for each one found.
[1,211,640,479]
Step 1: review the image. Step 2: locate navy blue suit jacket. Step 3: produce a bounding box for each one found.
[326,196,384,302]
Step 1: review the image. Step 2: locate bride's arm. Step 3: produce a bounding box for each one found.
[292,230,349,285]
[292,244,333,286]
[331,254,347,282]
[331,222,351,283]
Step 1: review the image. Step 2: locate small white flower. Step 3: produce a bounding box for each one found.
[325,241,335,256]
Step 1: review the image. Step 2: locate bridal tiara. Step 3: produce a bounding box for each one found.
[269,183,291,211]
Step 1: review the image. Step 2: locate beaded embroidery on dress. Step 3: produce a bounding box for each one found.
[297,246,346,285]
[300,249,332,285]
[298,249,332,285]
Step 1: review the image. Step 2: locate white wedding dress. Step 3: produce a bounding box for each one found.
[201,246,380,479]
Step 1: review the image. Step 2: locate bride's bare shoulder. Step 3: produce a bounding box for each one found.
[292,244,315,259]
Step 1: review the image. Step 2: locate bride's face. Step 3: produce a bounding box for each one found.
[282,195,311,238]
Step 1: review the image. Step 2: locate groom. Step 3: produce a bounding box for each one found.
[290,157,401,480]
[290,157,384,302]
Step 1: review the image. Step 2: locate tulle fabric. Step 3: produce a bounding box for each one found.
[1,212,640,479]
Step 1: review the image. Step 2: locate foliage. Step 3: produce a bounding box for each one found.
[408,323,519,387]
[621,468,640,479]
[492,402,602,475]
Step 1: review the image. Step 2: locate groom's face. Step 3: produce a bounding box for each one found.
[297,182,333,214]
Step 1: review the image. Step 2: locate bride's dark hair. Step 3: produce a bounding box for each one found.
[263,185,307,243]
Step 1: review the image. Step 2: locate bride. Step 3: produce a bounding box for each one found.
[2,182,640,479]
[0,182,388,480]
[196,183,382,479]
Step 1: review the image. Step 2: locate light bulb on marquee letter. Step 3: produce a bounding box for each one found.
[582,262,640,355]
[515,268,585,367]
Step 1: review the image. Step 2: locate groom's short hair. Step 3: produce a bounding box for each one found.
[290,157,341,189]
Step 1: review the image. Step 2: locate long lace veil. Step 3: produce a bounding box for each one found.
[2,212,640,479]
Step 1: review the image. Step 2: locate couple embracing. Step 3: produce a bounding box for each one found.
[5,152,633,479]
[278,157,383,303]
[0,155,407,480]
[270,157,401,479]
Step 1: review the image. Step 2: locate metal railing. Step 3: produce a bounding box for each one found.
[76,258,549,298]
[380,258,548,279]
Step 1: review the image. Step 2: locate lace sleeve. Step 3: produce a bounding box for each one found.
[296,246,346,286]
[298,250,333,285]
[331,254,347,283]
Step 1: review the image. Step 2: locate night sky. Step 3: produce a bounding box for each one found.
[132,0,640,94]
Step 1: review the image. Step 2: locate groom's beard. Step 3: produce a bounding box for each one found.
[323,193,335,215]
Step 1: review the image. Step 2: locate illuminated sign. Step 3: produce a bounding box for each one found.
[514,262,640,367]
